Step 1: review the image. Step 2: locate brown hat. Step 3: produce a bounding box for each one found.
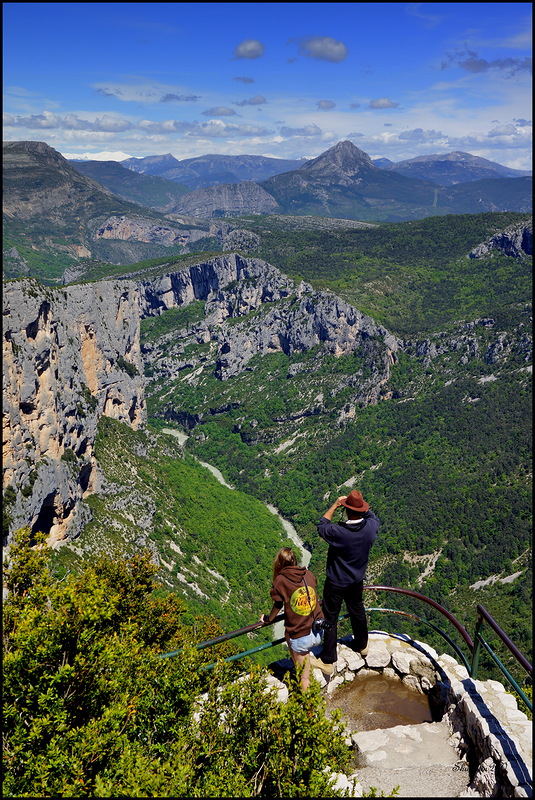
[340,490,369,514]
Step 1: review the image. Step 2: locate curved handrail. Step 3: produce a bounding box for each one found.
[476,605,532,675]
[159,612,285,659]
[159,587,532,709]
[364,585,474,651]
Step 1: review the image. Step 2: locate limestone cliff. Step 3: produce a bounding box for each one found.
[138,254,400,436]
[139,253,398,377]
[168,181,280,218]
[3,278,145,545]
[94,215,209,248]
[469,218,532,259]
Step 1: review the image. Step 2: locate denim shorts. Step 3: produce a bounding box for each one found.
[289,629,323,655]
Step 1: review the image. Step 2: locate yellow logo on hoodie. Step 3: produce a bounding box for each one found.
[290,586,316,616]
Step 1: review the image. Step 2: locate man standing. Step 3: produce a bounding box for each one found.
[310,490,379,675]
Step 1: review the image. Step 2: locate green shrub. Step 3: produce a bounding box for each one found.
[3,528,355,797]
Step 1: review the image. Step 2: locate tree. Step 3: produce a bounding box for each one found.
[3,528,354,797]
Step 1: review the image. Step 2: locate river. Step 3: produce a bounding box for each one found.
[162,428,310,566]
[162,427,310,641]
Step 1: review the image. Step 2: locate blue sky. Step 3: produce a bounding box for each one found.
[3,2,532,167]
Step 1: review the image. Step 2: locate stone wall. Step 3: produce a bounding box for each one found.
[264,632,532,798]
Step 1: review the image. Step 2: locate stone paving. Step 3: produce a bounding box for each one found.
[265,630,532,797]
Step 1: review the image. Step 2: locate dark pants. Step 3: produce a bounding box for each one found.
[321,578,368,664]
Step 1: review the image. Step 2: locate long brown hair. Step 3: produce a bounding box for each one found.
[272,547,297,583]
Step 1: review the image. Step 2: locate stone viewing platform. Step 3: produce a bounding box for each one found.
[266,631,532,798]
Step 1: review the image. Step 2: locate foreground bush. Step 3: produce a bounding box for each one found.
[3,528,351,797]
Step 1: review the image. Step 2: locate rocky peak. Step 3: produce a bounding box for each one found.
[301,140,376,181]
[4,139,67,162]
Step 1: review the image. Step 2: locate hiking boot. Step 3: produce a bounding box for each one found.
[359,644,369,657]
[309,654,334,675]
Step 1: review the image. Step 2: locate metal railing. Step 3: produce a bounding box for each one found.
[159,586,532,712]
[159,613,286,667]
[471,604,532,711]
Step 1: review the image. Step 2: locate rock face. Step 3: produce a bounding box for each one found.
[3,278,145,545]
[469,218,532,259]
[138,253,399,382]
[95,215,208,248]
[168,181,280,218]
[138,253,296,316]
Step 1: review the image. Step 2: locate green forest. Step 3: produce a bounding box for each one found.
[244,212,530,333]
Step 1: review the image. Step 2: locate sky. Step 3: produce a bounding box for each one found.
[3,2,532,168]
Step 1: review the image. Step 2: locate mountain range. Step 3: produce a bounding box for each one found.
[173,141,532,221]
[116,141,532,222]
[120,152,305,189]
[375,150,531,186]
[3,140,532,285]
[117,148,531,188]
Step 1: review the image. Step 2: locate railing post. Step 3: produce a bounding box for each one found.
[471,611,484,679]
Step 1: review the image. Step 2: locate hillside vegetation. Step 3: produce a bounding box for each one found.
[244,212,531,333]
[49,416,297,636]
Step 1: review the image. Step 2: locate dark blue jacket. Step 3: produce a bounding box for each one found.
[317,511,380,586]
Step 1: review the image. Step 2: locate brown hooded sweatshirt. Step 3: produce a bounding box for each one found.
[265,564,324,639]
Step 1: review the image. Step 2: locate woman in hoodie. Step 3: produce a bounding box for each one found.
[259,547,324,690]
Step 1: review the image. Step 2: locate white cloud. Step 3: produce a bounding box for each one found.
[441,49,532,77]
[398,127,446,142]
[317,100,336,110]
[63,113,132,132]
[404,3,445,28]
[279,124,323,137]
[233,39,265,59]
[160,93,201,103]
[369,98,399,109]
[188,120,272,138]
[202,107,238,117]
[92,81,201,104]
[4,111,133,133]
[234,95,267,106]
[295,36,348,63]
[488,123,518,137]
[5,110,62,128]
